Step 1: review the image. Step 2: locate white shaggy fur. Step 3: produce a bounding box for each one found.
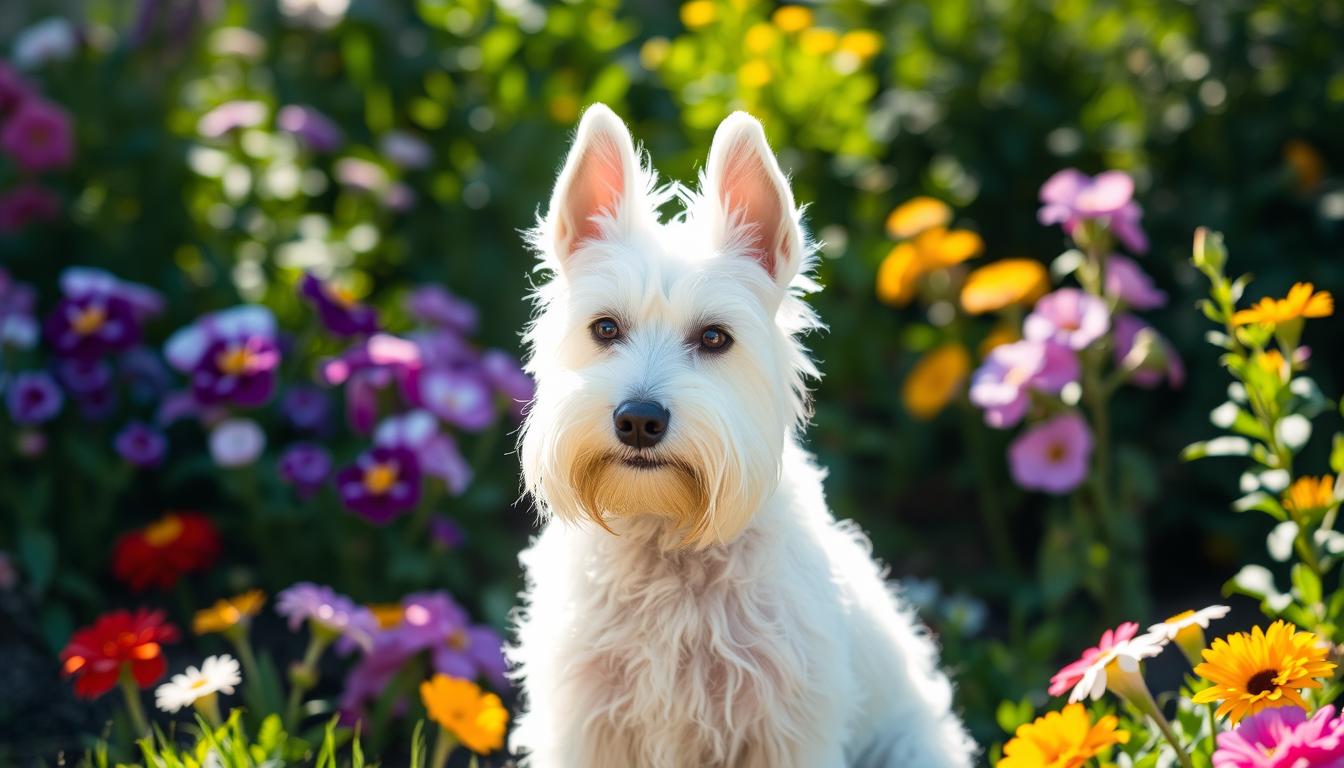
[508,104,977,767]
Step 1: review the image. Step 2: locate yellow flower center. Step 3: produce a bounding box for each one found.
[215,344,254,376]
[448,629,470,650]
[363,462,399,494]
[190,677,211,690]
[327,285,359,308]
[144,515,184,547]
[71,305,107,336]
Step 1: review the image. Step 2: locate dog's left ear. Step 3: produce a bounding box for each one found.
[704,112,804,288]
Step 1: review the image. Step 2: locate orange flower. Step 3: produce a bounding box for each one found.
[997,703,1128,768]
[193,590,265,635]
[420,675,509,754]
[885,196,952,239]
[961,259,1049,315]
[1232,283,1333,326]
[902,344,971,420]
[1283,475,1336,517]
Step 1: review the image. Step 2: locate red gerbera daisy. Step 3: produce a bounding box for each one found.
[111,512,221,591]
[59,608,179,698]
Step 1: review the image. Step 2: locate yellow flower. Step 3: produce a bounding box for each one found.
[1284,139,1325,193]
[902,344,971,420]
[979,324,1020,357]
[961,259,1050,315]
[838,29,883,61]
[738,59,772,88]
[679,0,718,29]
[1283,475,1336,517]
[885,196,952,239]
[193,590,265,636]
[744,22,778,54]
[799,28,839,56]
[771,5,813,32]
[1192,620,1336,723]
[876,241,923,306]
[914,227,984,269]
[1232,282,1334,326]
[1256,349,1289,379]
[876,228,985,307]
[997,703,1128,768]
[420,675,509,755]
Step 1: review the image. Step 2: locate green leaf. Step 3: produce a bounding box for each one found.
[1233,491,1288,521]
[1292,562,1323,605]
[1330,434,1344,474]
[995,698,1034,734]
[1182,436,1253,461]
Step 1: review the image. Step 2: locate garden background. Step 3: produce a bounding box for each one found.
[1,0,1343,764]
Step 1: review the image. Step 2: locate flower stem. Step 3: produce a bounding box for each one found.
[430,726,458,768]
[959,400,1022,577]
[118,665,151,739]
[194,692,223,729]
[284,629,333,729]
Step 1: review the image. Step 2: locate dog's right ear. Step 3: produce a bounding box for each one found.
[543,103,642,271]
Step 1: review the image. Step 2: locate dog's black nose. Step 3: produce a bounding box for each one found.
[613,400,670,449]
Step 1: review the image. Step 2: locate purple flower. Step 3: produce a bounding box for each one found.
[282,385,331,431]
[45,267,163,359]
[0,271,38,351]
[165,306,280,407]
[1214,706,1344,768]
[322,334,423,431]
[0,64,32,116]
[279,442,332,497]
[406,284,478,333]
[197,100,266,139]
[1038,169,1148,253]
[383,182,416,212]
[969,340,1079,429]
[1105,254,1166,310]
[74,385,118,422]
[1024,288,1110,351]
[300,273,379,337]
[6,370,62,424]
[209,418,266,467]
[276,582,379,653]
[374,409,473,494]
[1008,412,1093,494]
[429,516,466,550]
[57,358,113,394]
[277,105,343,153]
[433,623,507,690]
[482,349,534,421]
[1113,314,1184,389]
[334,157,387,193]
[418,367,495,431]
[0,184,59,231]
[380,131,433,170]
[119,347,171,403]
[337,445,422,524]
[115,422,167,467]
[0,98,73,173]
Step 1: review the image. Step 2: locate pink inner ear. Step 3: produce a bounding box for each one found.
[559,133,627,258]
[719,143,790,279]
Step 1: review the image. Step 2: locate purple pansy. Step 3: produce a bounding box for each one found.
[281,385,331,432]
[406,284,479,333]
[322,334,423,432]
[6,370,63,424]
[119,346,172,403]
[0,98,73,173]
[115,422,167,467]
[418,366,495,431]
[1113,314,1185,389]
[482,349,534,421]
[277,105,343,153]
[300,273,379,337]
[275,582,379,654]
[279,442,332,498]
[337,445,422,524]
[1008,412,1094,494]
[1038,169,1148,253]
[1024,288,1111,351]
[969,340,1079,429]
[374,409,473,495]
[45,268,163,359]
[164,305,280,407]
[0,183,60,231]
[1105,254,1167,310]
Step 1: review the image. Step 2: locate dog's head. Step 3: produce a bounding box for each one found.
[519,104,820,548]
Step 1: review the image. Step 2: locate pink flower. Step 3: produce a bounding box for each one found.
[1038,169,1148,253]
[1113,314,1184,389]
[0,183,59,231]
[1214,706,1344,768]
[1024,288,1111,350]
[1048,620,1166,701]
[0,99,74,173]
[969,340,1079,428]
[0,64,33,116]
[1105,254,1166,309]
[1008,412,1093,494]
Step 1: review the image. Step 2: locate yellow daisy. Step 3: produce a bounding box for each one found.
[961,259,1050,315]
[192,590,265,636]
[771,5,813,33]
[1192,620,1336,723]
[997,703,1128,768]
[902,344,971,420]
[1232,282,1334,326]
[420,675,509,755]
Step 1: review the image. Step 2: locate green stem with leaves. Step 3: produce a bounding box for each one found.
[118,665,151,739]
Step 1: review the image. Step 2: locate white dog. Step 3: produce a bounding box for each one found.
[507,104,977,768]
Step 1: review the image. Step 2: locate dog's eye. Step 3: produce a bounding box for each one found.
[698,325,732,352]
[591,317,622,343]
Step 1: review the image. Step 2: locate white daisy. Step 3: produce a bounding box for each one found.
[154,655,242,714]
[1147,604,1231,665]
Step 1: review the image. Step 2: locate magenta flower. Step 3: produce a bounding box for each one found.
[0,183,59,231]
[337,445,422,524]
[419,367,494,431]
[115,422,167,467]
[277,105,343,153]
[406,284,478,333]
[0,64,32,116]
[1113,314,1184,389]
[1024,288,1111,350]
[1215,706,1344,768]
[164,305,280,407]
[5,370,63,424]
[276,582,379,654]
[1008,412,1094,494]
[0,98,73,173]
[45,268,162,359]
[969,340,1079,428]
[1038,169,1148,253]
[299,273,379,337]
[322,334,423,430]
[1105,254,1167,310]
[279,442,332,498]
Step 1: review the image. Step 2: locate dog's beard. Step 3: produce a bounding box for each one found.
[570,451,713,547]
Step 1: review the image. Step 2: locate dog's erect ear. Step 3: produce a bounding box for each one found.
[544,103,642,269]
[704,112,804,287]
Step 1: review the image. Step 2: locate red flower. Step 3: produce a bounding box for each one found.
[59,608,179,698]
[111,512,221,591]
